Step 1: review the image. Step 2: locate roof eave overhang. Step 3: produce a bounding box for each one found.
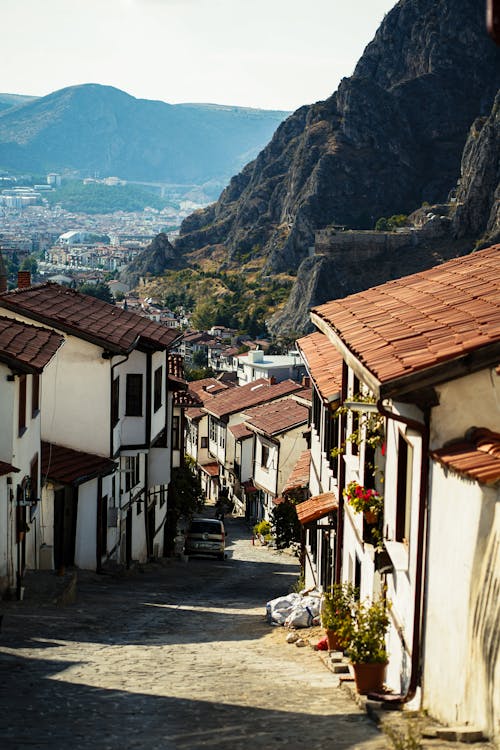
[379,342,500,400]
[310,312,382,397]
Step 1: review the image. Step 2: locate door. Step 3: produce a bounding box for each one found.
[54,488,77,569]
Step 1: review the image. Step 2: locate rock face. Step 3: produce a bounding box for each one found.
[176,0,500,273]
[452,90,500,247]
[121,233,183,287]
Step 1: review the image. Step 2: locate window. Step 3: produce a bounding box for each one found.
[111,375,119,427]
[396,433,413,543]
[126,374,143,416]
[312,389,321,433]
[172,416,180,451]
[154,367,163,412]
[123,455,140,492]
[219,428,225,448]
[31,373,40,417]
[261,444,270,469]
[18,375,27,435]
[209,418,217,443]
[201,436,208,449]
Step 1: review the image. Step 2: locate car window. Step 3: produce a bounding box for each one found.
[189,520,222,534]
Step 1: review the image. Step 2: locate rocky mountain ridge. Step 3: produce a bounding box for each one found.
[175,0,500,277]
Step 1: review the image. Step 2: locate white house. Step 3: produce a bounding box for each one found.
[295,332,344,590]
[0,280,181,570]
[0,314,63,597]
[236,349,306,386]
[242,398,310,522]
[308,244,500,741]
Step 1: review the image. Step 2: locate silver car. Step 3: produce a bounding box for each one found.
[184,518,226,560]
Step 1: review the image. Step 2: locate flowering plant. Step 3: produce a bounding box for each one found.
[343,481,383,515]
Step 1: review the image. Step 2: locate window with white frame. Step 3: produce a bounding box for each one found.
[261,443,270,470]
[395,432,413,543]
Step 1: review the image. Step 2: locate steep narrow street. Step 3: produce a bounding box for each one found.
[0,516,385,750]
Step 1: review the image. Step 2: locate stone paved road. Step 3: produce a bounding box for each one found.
[0,516,387,750]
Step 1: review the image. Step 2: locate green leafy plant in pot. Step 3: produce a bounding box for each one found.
[320,582,357,652]
[346,594,390,694]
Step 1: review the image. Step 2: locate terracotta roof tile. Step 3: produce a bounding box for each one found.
[204,378,303,419]
[173,390,203,407]
[243,398,309,436]
[296,491,338,525]
[312,246,500,388]
[41,442,116,486]
[229,423,254,440]
[0,283,179,354]
[199,461,219,477]
[431,427,500,485]
[188,378,231,404]
[0,315,64,373]
[283,449,311,494]
[185,406,205,421]
[296,332,343,402]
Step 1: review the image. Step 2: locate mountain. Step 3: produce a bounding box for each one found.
[0,93,35,114]
[175,0,500,275]
[122,233,184,287]
[0,85,288,184]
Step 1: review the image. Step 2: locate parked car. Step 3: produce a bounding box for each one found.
[184,518,226,560]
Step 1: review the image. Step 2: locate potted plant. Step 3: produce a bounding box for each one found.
[343,481,383,524]
[346,594,390,694]
[320,582,357,651]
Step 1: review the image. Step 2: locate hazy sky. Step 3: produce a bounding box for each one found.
[1,0,396,111]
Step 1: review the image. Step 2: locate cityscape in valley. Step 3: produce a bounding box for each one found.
[0,0,499,748]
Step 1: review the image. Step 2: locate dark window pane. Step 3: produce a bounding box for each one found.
[126,374,143,416]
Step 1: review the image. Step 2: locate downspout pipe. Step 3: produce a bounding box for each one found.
[376,398,430,704]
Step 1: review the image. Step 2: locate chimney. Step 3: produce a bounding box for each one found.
[269,376,277,385]
[17,271,31,289]
[302,376,311,388]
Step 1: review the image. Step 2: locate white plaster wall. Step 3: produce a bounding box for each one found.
[74,479,97,570]
[150,350,167,442]
[42,337,111,456]
[341,507,375,600]
[431,368,500,448]
[423,464,500,739]
[116,349,147,448]
[149,447,170,486]
[0,367,15,460]
[275,427,308,495]
[253,435,278,495]
[240,437,254,482]
[185,420,198,461]
[0,476,10,590]
[132,503,147,562]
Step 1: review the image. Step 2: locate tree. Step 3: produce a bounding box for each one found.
[20,254,38,276]
[79,282,115,305]
[191,348,208,369]
[270,500,301,550]
[165,461,205,554]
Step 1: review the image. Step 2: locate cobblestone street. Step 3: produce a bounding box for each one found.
[0,516,389,750]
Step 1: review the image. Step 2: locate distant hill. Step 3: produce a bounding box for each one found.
[0,93,35,114]
[0,84,288,184]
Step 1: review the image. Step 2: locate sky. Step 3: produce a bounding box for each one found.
[0,0,396,111]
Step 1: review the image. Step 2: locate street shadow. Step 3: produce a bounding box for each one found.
[0,651,382,750]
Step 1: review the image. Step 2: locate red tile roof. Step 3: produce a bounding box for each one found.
[244,398,309,436]
[204,378,303,419]
[188,378,231,401]
[173,390,203,408]
[296,332,343,403]
[0,283,179,354]
[0,460,19,476]
[41,442,117,486]
[229,423,254,440]
[431,428,500,485]
[311,245,500,396]
[283,449,311,494]
[296,491,338,525]
[199,461,219,477]
[0,315,64,373]
[185,406,205,421]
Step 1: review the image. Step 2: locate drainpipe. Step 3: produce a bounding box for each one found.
[334,361,349,584]
[376,398,430,704]
[108,352,131,458]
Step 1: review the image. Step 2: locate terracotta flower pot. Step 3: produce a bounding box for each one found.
[325,630,346,652]
[352,661,387,694]
[363,509,378,525]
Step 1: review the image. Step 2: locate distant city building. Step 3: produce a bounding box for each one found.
[47,173,61,187]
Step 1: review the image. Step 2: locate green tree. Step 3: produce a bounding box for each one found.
[20,254,38,276]
[79,282,115,305]
[270,500,301,550]
[165,461,205,554]
[191,348,208,369]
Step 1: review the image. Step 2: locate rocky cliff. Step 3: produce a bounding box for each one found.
[121,233,184,287]
[176,0,500,274]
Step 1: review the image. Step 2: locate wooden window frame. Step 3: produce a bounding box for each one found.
[18,375,27,436]
[111,375,120,427]
[126,374,143,417]
[153,366,163,413]
[396,432,413,544]
[31,373,40,417]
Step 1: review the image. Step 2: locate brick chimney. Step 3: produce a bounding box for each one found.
[17,271,31,289]
[302,376,311,388]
